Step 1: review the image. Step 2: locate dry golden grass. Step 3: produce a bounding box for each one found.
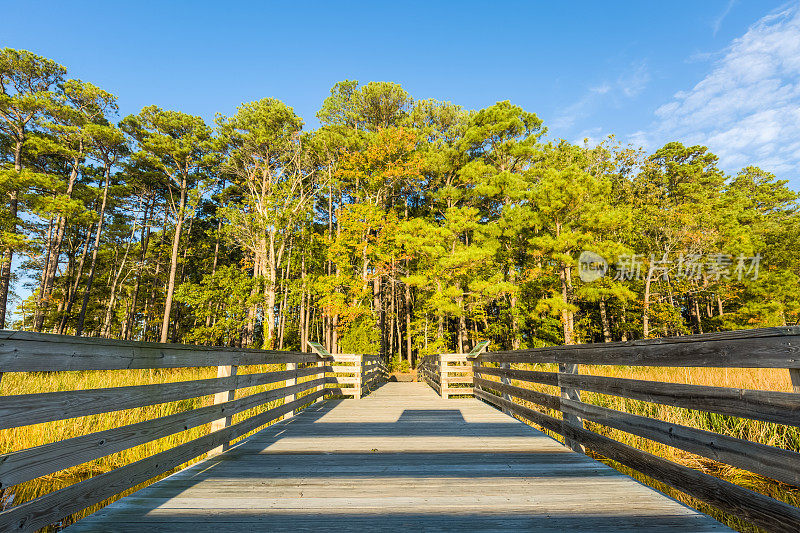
[0,363,320,531]
[497,364,800,533]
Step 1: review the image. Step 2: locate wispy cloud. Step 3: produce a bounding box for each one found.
[636,4,800,183]
[712,0,737,36]
[552,62,650,131]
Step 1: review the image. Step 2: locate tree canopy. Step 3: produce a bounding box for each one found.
[3,49,798,361]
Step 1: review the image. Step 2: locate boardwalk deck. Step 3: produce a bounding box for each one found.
[68,383,728,532]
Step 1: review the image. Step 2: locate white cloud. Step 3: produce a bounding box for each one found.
[712,0,737,36]
[638,4,800,186]
[552,62,650,132]
[573,126,604,147]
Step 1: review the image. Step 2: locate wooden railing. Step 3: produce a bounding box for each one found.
[418,354,440,395]
[327,353,388,399]
[438,353,473,398]
[418,353,474,398]
[0,331,331,532]
[472,327,800,533]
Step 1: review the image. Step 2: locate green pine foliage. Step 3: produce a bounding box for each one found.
[1,49,798,360]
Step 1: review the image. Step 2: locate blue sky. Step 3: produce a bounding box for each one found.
[2,0,799,191]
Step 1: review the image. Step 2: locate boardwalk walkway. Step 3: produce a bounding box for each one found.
[69,382,728,532]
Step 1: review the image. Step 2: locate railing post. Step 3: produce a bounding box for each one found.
[500,362,511,415]
[355,355,363,400]
[440,354,448,399]
[317,359,326,403]
[558,363,585,454]
[208,364,238,456]
[790,368,800,393]
[284,362,298,419]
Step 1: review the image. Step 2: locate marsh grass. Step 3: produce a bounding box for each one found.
[500,364,800,532]
[0,363,321,531]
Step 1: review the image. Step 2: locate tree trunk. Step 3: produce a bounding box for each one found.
[159,174,188,343]
[59,222,94,334]
[36,158,81,331]
[559,264,574,345]
[0,140,23,329]
[599,298,612,342]
[643,267,653,339]
[75,166,112,336]
[102,211,138,337]
[693,297,704,334]
[0,190,17,330]
[125,198,153,339]
[34,216,55,329]
[456,293,466,354]
[404,280,412,365]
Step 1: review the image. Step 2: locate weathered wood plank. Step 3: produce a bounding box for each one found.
[561,398,800,487]
[0,378,327,488]
[208,365,238,455]
[562,423,800,533]
[556,372,800,427]
[473,387,563,435]
[64,383,728,533]
[559,363,584,453]
[0,388,327,533]
[0,331,323,372]
[473,377,560,410]
[476,327,800,368]
[476,383,800,532]
[0,366,326,430]
[474,365,559,386]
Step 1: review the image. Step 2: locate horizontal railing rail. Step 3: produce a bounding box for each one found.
[439,353,473,399]
[0,330,331,532]
[325,353,387,399]
[473,326,800,533]
[418,354,440,395]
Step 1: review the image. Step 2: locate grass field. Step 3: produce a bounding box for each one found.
[501,364,800,533]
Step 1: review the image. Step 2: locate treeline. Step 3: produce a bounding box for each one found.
[2,48,798,362]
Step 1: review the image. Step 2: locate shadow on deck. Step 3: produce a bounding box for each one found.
[68,383,728,532]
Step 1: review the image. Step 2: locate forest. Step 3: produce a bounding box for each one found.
[2,47,799,363]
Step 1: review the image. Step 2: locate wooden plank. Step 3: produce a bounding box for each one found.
[330,366,359,373]
[476,326,800,368]
[477,383,800,531]
[561,398,800,487]
[0,366,324,430]
[474,365,559,386]
[559,363,584,453]
[0,388,327,533]
[325,387,357,397]
[556,372,800,428]
[328,376,361,385]
[0,331,323,372]
[791,368,800,394]
[0,378,326,488]
[67,383,726,533]
[562,422,800,533]
[441,388,474,396]
[208,365,238,456]
[281,363,297,422]
[473,387,564,435]
[473,377,560,410]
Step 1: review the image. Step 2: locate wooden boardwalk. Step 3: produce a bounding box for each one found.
[69,382,728,532]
